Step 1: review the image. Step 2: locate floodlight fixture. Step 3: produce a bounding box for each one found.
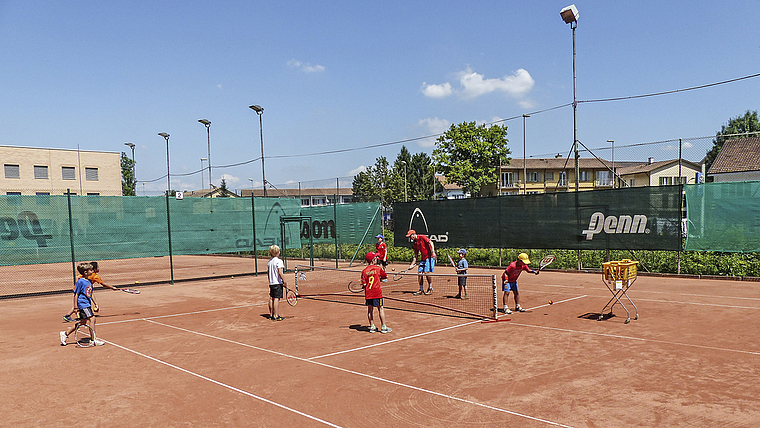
[560,4,579,24]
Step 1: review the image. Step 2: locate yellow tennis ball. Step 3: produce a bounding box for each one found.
[134,281,139,284]
[391,267,395,271]
[231,276,234,279]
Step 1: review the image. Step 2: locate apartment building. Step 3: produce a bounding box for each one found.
[0,146,122,195]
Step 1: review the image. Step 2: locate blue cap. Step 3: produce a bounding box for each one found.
[375,234,384,239]
[457,248,467,255]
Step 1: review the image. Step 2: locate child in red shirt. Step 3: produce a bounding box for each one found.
[501,252,538,314]
[361,252,391,333]
[375,234,388,271]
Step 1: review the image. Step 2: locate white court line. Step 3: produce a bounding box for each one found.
[96,302,267,326]
[138,319,575,428]
[105,340,342,428]
[536,283,760,302]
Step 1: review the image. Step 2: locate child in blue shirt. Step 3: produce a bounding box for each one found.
[59,263,105,346]
[454,249,469,299]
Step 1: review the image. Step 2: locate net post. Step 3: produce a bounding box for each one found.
[294,266,299,295]
[491,274,498,320]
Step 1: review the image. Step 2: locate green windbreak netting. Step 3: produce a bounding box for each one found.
[684,181,760,253]
[301,202,382,245]
[394,186,683,250]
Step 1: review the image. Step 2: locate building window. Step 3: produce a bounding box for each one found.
[595,171,610,186]
[300,198,310,206]
[559,172,567,186]
[545,171,554,181]
[62,166,76,180]
[501,172,514,187]
[34,165,49,179]
[87,193,100,196]
[4,164,20,179]
[659,176,674,186]
[85,167,99,181]
[629,179,635,187]
[526,171,539,182]
[579,170,591,182]
[6,191,21,195]
[36,192,50,196]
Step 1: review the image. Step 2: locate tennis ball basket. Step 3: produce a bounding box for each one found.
[600,259,639,324]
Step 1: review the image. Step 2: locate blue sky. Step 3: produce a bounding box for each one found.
[1,1,758,195]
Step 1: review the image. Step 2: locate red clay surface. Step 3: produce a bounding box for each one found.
[3,262,760,427]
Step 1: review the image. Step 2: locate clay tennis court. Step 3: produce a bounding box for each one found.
[4,262,760,427]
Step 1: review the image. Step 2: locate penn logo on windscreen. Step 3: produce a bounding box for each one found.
[582,212,649,241]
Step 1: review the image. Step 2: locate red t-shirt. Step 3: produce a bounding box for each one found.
[375,241,387,260]
[413,234,434,260]
[502,261,531,283]
[361,265,387,299]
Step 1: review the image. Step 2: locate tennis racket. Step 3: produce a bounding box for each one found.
[447,254,458,269]
[284,287,298,306]
[537,255,555,273]
[120,288,140,294]
[347,280,364,293]
[74,324,95,347]
[393,268,411,281]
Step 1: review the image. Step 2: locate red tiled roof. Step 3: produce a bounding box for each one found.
[708,137,760,174]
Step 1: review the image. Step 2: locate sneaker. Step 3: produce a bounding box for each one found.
[92,338,106,346]
[381,326,392,334]
[463,294,469,300]
[515,306,526,312]
[412,290,424,296]
[59,331,67,346]
[273,316,285,321]
[504,308,512,315]
[425,286,433,295]
[63,315,74,322]
[369,325,377,333]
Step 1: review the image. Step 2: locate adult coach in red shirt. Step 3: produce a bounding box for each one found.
[406,229,436,295]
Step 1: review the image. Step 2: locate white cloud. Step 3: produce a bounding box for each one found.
[348,165,367,176]
[220,174,240,184]
[421,82,453,98]
[287,59,326,73]
[421,67,535,102]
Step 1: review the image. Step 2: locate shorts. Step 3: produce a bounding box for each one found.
[417,258,435,273]
[379,260,388,268]
[458,276,467,287]
[502,282,519,292]
[78,307,94,320]
[269,284,284,299]
[365,298,383,307]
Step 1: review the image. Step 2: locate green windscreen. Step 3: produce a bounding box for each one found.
[0,195,379,267]
[684,181,760,252]
[393,186,683,250]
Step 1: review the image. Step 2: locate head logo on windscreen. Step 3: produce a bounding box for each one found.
[408,207,448,242]
[582,212,649,240]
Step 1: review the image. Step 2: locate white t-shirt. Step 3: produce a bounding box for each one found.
[267,257,284,285]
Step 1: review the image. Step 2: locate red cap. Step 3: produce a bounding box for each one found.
[405,229,416,237]
[365,252,377,263]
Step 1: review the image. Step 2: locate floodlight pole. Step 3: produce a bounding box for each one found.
[198,119,212,187]
[561,4,580,192]
[200,158,207,190]
[607,140,615,188]
[249,105,266,197]
[523,114,530,194]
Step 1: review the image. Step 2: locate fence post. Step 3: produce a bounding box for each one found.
[67,189,76,283]
[251,195,258,276]
[166,192,174,285]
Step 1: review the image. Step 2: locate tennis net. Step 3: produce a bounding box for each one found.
[294,265,498,320]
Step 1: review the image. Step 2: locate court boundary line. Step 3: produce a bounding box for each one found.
[105,340,342,427]
[139,319,575,428]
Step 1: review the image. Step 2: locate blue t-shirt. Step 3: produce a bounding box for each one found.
[74,277,93,309]
[457,258,468,274]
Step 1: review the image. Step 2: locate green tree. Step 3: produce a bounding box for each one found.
[120,152,136,196]
[393,146,436,201]
[219,178,231,197]
[705,110,760,170]
[432,122,510,197]
[352,156,402,207]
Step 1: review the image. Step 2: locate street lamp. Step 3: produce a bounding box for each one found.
[248,178,254,193]
[607,139,615,188]
[522,114,530,194]
[249,105,266,197]
[198,119,212,187]
[200,158,207,190]
[560,4,580,192]
[158,133,171,192]
[124,142,136,195]
[401,160,408,202]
